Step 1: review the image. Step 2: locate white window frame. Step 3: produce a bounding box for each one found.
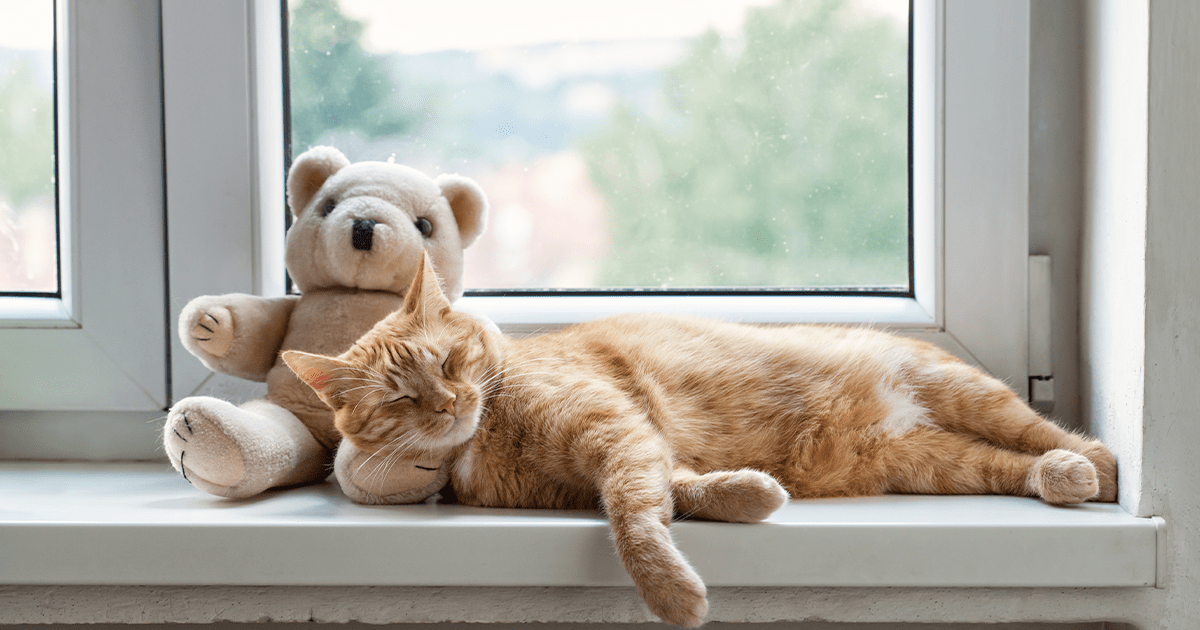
[0,0,167,412]
[161,0,287,403]
[0,0,1035,425]
[165,0,1031,401]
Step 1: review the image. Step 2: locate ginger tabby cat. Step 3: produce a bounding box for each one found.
[284,255,1117,628]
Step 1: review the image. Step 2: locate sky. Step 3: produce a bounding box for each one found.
[338,0,908,54]
[0,1,908,54]
[0,1,52,51]
[338,0,775,54]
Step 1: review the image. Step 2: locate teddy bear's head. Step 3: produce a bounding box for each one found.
[284,146,487,300]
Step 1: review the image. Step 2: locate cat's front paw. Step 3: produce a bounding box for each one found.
[184,304,234,358]
[639,563,708,628]
[674,469,789,523]
[1029,449,1099,505]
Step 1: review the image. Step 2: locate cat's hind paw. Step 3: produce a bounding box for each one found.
[1029,449,1099,505]
[1076,441,1118,502]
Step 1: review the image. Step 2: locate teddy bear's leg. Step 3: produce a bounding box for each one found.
[333,439,450,505]
[164,396,330,499]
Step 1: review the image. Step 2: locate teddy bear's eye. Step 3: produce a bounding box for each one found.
[415,217,433,238]
[322,198,337,217]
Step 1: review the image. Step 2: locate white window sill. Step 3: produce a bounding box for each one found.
[0,462,1161,592]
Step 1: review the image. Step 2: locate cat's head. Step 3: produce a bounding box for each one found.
[283,254,500,457]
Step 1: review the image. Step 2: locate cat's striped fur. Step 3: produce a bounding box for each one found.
[286,255,1116,628]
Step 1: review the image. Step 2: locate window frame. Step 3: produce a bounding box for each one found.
[0,0,168,412]
[0,0,1035,416]
[214,0,1032,396]
[161,0,286,404]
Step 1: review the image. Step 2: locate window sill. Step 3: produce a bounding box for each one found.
[0,461,1161,591]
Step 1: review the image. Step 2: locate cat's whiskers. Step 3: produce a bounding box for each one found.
[362,436,413,488]
[481,375,557,401]
[475,356,553,380]
[351,437,396,483]
[343,361,391,385]
[475,359,557,398]
[325,376,380,386]
[355,430,428,489]
[336,383,390,400]
[364,430,444,492]
[352,387,394,415]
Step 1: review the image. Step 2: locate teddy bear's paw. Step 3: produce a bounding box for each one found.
[167,397,332,500]
[164,398,251,497]
[186,305,234,358]
[334,440,450,505]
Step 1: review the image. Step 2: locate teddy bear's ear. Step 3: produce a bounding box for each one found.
[288,146,351,216]
[281,350,355,408]
[435,174,489,248]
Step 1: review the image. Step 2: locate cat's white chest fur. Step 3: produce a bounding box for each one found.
[875,382,933,437]
[451,444,480,491]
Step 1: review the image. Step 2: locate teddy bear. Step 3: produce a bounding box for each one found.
[163,145,487,504]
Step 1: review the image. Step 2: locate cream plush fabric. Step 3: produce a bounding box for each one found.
[164,146,488,502]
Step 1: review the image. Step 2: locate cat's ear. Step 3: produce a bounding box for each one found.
[402,251,452,322]
[282,350,355,408]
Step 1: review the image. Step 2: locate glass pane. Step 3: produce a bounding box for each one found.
[0,0,57,295]
[287,0,908,292]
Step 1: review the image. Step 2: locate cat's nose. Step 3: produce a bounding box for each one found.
[352,219,377,251]
[437,396,455,415]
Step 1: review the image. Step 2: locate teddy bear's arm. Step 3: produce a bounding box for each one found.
[179,293,299,381]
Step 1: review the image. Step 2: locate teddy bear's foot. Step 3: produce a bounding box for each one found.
[164,396,330,499]
[334,439,450,505]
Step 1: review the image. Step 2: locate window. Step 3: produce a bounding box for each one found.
[286,0,911,294]
[0,0,57,297]
[276,0,1031,405]
[159,0,1032,402]
[0,0,167,419]
[0,0,1035,447]
[1,5,1183,623]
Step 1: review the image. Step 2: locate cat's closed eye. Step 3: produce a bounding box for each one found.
[385,392,416,404]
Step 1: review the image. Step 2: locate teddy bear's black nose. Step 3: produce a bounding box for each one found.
[352,219,377,251]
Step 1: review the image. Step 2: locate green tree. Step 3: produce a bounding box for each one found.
[583,0,908,288]
[288,0,413,156]
[0,58,54,209]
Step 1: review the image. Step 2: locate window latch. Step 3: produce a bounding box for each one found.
[1028,254,1054,410]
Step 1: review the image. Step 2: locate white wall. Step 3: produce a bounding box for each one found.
[1138,0,1200,624]
[1081,0,1200,627]
[1081,0,1149,512]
